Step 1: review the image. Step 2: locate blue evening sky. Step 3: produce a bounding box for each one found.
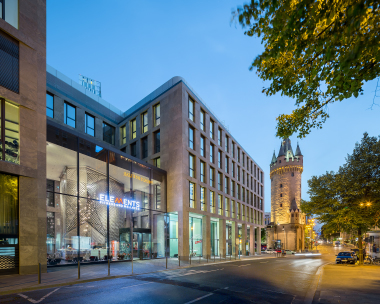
[47,0,379,213]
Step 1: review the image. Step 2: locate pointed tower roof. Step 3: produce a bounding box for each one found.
[295,142,302,156]
[278,142,285,157]
[290,199,298,211]
[271,150,277,165]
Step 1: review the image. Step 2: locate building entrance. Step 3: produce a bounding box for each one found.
[226,223,232,256]
[211,221,219,256]
[133,231,151,260]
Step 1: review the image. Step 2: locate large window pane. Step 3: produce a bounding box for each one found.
[3,100,19,164]
[46,93,54,118]
[64,103,76,128]
[103,122,115,145]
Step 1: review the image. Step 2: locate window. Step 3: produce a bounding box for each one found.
[189,126,194,149]
[200,187,206,211]
[210,191,215,213]
[232,200,235,218]
[225,156,229,173]
[154,131,160,153]
[189,154,195,177]
[85,113,95,137]
[218,195,223,215]
[0,0,18,28]
[280,193,282,197]
[232,142,235,158]
[200,161,205,183]
[291,172,294,177]
[218,128,222,146]
[242,205,245,221]
[242,187,245,202]
[103,122,115,145]
[251,177,253,190]
[130,142,137,157]
[64,102,76,128]
[237,184,240,200]
[261,185,263,196]
[46,180,54,207]
[189,98,194,121]
[210,144,214,163]
[189,182,195,208]
[225,198,230,217]
[154,157,161,168]
[154,103,160,127]
[242,153,245,166]
[46,93,54,118]
[242,171,245,184]
[200,136,205,157]
[218,172,222,191]
[0,99,19,163]
[261,172,263,182]
[218,150,222,169]
[200,110,205,131]
[237,166,240,182]
[224,176,228,194]
[141,111,148,133]
[141,137,148,158]
[280,184,283,188]
[209,167,214,187]
[0,30,19,93]
[210,120,214,139]
[155,184,161,209]
[130,118,136,139]
[231,181,235,197]
[232,161,235,177]
[280,203,283,207]
[237,147,240,162]
[121,125,127,145]
[237,203,241,220]
[225,136,229,152]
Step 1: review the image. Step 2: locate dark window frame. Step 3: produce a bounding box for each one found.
[102,122,115,145]
[85,113,95,137]
[141,136,148,158]
[154,130,160,153]
[64,102,76,128]
[46,92,54,118]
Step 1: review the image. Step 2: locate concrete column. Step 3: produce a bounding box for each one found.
[76,107,85,133]
[203,215,211,257]
[53,95,64,123]
[257,227,262,255]
[219,219,226,257]
[250,225,255,255]
[178,210,189,258]
[242,223,247,256]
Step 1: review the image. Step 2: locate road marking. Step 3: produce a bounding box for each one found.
[18,288,60,303]
[276,269,315,275]
[238,264,251,267]
[121,282,154,289]
[184,293,213,304]
[260,261,268,263]
[168,268,223,278]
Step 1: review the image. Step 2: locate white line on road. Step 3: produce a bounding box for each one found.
[168,268,224,278]
[18,288,60,303]
[184,293,213,304]
[237,264,251,267]
[121,282,154,289]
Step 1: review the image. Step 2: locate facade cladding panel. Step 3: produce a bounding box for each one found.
[45,72,265,260]
[0,30,19,93]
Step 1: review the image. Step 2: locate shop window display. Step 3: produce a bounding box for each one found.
[46,124,167,266]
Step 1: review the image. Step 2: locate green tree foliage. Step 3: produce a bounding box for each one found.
[301,133,380,261]
[233,0,380,138]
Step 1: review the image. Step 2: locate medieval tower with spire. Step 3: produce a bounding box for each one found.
[267,138,306,251]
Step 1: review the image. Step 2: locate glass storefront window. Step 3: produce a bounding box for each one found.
[169,213,178,257]
[211,220,219,256]
[0,99,20,164]
[189,216,202,257]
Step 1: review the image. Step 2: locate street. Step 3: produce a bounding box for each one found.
[1,245,379,303]
[0,246,337,304]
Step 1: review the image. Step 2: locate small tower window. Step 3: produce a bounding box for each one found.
[291,214,294,217]
[280,193,282,197]
[280,184,283,188]
[279,160,281,163]
[280,203,282,207]
[291,172,294,177]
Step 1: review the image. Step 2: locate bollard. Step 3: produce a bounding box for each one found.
[220,254,221,261]
[38,263,41,284]
[190,255,191,265]
[207,255,208,263]
[78,260,80,279]
[230,254,231,260]
[132,257,133,275]
[199,255,201,264]
[108,259,110,276]
[214,254,215,262]
[179,256,180,267]
[166,256,168,269]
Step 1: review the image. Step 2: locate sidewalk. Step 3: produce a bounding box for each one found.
[0,254,274,295]
[313,264,380,304]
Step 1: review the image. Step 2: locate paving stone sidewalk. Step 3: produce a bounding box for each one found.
[0,254,274,295]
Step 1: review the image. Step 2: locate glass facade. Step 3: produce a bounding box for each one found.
[64,102,76,128]
[189,216,202,256]
[1,0,18,29]
[103,122,115,145]
[210,220,219,256]
[46,93,54,118]
[45,124,167,265]
[85,113,95,136]
[0,173,18,274]
[154,103,160,127]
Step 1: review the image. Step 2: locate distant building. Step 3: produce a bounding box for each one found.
[264,212,271,226]
[266,139,306,251]
[79,75,101,97]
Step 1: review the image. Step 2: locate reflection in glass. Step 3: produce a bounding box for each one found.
[3,101,19,164]
[64,103,76,128]
[189,216,202,256]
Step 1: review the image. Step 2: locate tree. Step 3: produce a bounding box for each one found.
[233,0,380,138]
[301,133,380,263]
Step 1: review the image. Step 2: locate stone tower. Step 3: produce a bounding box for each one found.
[267,138,306,251]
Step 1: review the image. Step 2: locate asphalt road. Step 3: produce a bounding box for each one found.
[0,246,338,304]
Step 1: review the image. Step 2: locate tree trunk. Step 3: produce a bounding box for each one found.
[358,227,363,265]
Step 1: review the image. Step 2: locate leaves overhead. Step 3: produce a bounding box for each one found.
[300,133,380,233]
[233,0,380,138]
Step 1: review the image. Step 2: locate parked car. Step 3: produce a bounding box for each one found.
[285,250,295,255]
[336,251,357,264]
[265,248,275,254]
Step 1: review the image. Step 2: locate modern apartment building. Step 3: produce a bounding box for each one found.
[0,0,47,275]
[0,0,264,276]
[46,66,265,259]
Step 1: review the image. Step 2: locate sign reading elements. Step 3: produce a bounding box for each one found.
[99,194,140,210]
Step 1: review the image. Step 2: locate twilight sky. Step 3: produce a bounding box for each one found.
[47,0,380,212]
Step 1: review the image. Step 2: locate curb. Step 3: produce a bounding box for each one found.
[303,262,331,304]
[0,255,274,296]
